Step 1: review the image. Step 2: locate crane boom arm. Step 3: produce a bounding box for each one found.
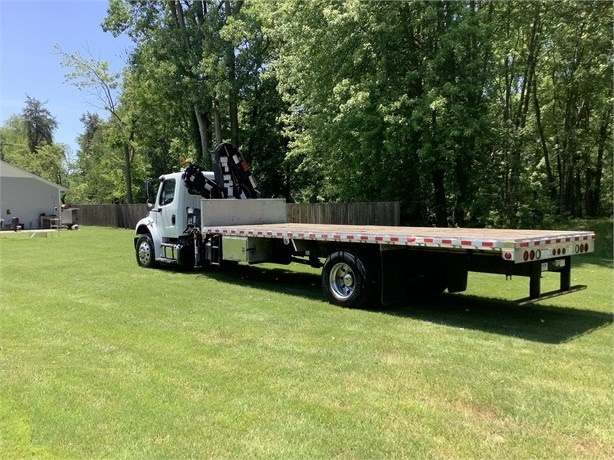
[182,143,259,199]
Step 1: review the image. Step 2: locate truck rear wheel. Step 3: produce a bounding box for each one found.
[322,250,373,308]
[136,234,157,268]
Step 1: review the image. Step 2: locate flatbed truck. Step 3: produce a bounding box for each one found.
[134,143,596,308]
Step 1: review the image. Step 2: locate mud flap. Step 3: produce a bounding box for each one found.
[379,248,469,305]
[379,249,410,306]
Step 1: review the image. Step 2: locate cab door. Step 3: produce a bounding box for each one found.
[157,178,179,238]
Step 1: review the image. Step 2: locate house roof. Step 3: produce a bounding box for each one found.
[0,159,67,192]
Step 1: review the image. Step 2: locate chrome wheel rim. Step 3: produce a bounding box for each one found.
[329,262,355,300]
[138,240,152,266]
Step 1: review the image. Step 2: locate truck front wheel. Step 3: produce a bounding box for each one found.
[135,234,158,268]
[322,250,373,308]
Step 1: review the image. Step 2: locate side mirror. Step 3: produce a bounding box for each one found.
[146,180,156,210]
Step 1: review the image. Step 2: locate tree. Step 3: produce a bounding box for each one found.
[486,0,612,224]
[258,1,493,225]
[1,102,67,186]
[21,95,58,153]
[256,0,610,224]
[0,116,30,165]
[57,46,139,203]
[60,0,610,222]
[410,1,494,226]
[539,1,612,217]
[100,0,284,199]
[66,113,111,203]
[33,143,68,186]
[103,0,251,159]
[240,72,290,199]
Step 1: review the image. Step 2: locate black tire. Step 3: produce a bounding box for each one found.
[322,250,373,308]
[135,234,158,268]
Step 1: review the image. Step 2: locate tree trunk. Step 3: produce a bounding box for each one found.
[171,1,190,49]
[225,0,240,146]
[432,168,447,227]
[585,167,597,217]
[586,108,610,216]
[574,170,582,217]
[214,101,223,145]
[123,142,133,204]
[515,4,541,130]
[533,82,556,201]
[193,105,210,161]
[592,109,609,215]
[228,74,239,147]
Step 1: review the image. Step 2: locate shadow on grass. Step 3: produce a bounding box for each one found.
[572,254,613,268]
[380,294,613,344]
[198,262,326,302]
[198,263,612,345]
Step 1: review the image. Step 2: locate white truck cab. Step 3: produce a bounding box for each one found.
[135,170,216,266]
[135,143,259,268]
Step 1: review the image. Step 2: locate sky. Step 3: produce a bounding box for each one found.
[0,0,133,156]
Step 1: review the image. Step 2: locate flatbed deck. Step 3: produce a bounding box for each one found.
[203,223,596,262]
[136,184,597,306]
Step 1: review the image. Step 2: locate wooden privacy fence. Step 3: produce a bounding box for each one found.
[286,202,400,226]
[76,204,148,229]
[75,201,400,229]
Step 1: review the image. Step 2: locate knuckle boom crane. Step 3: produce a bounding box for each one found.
[182,142,259,199]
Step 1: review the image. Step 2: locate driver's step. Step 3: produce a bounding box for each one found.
[210,235,222,266]
[160,242,181,262]
[158,257,179,264]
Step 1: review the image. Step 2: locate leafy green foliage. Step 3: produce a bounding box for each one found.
[478,1,613,226]
[3,1,611,222]
[258,1,495,223]
[21,95,58,153]
[57,44,148,204]
[256,0,611,224]
[66,113,122,203]
[0,103,67,187]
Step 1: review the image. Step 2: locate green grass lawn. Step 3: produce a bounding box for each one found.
[1,225,612,459]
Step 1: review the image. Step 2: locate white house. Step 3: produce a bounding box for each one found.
[0,159,67,230]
